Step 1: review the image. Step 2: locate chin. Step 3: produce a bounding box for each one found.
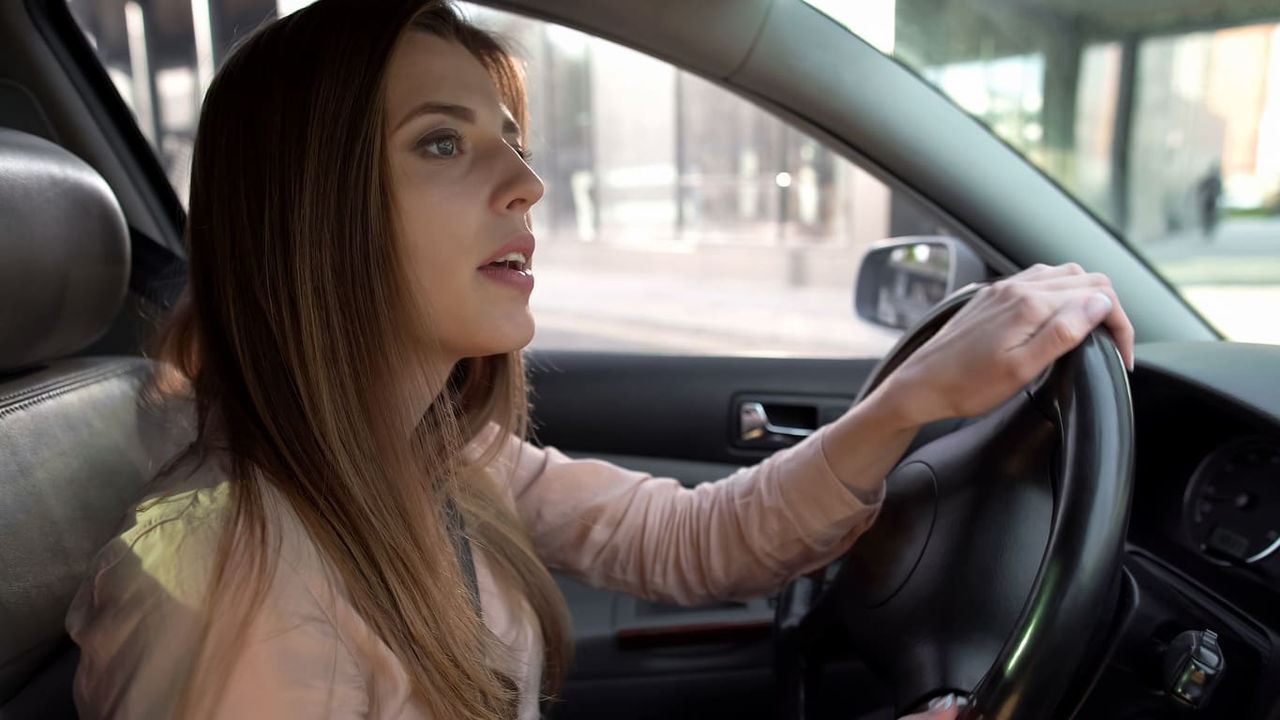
[472,315,535,357]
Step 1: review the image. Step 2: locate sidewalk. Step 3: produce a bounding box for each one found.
[1141,217,1280,285]
[1138,217,1280,343]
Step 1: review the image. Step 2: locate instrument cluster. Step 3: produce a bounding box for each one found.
[1183,438,1280,571]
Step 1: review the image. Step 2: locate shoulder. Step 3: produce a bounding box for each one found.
[466,421,550,497]
[88,453,235,611]
[66,453,366,717]
[72,450,341,616]
[64,452,229,716]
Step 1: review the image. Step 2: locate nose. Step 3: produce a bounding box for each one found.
[491,144,544,216]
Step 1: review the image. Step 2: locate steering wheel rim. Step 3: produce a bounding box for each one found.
[775,285,1136,719]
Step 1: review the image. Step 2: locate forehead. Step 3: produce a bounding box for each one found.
[384,31,506,122]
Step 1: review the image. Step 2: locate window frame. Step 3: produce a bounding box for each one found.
[29,0,188,255]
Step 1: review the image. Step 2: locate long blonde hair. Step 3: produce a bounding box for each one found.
[151,2,571,716]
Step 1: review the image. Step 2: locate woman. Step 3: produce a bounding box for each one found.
[65,1,1136,718]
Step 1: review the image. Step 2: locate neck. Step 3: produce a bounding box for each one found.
[401,354,457,435]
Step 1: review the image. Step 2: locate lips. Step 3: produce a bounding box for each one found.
[480,232,535,270]
[477,232,536,293]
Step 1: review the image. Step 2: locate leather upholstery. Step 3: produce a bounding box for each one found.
[0,129,184,718]
[0,128,129,373]
[1,360,144,704]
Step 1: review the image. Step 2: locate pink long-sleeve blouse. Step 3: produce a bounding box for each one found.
[66,422,884,719]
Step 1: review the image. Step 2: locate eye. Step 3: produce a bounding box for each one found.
[415,130,464,159]
[510,142,533,163]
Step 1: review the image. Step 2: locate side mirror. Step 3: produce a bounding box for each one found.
[854,236,988,330]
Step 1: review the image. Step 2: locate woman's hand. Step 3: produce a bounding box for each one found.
[898,708,959,720]
[870,263,1136,430]
[895,692,965,719]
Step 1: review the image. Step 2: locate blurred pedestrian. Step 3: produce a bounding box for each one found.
[1197,162,1222,242]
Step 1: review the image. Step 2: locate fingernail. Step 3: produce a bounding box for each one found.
[1085,291,1113,319]
[928,693,957,711]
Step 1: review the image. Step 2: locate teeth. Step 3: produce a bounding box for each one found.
[486,251,529,271]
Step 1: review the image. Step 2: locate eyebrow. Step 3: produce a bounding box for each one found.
[394,101,521,137]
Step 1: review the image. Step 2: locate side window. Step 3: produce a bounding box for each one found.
[66,0,972,359]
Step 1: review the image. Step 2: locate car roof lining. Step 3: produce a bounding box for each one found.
[483,0,774,80]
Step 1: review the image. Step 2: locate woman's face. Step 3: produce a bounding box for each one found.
[385,31,543,364]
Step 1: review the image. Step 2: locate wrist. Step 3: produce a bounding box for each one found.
[862,371,932,433]
[817,377,925,499]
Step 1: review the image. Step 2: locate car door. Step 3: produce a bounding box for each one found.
[524,353,876,720]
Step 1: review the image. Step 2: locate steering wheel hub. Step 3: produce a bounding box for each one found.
[845,461,937,609]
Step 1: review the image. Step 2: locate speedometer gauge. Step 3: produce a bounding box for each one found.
[1183,438,1280,565]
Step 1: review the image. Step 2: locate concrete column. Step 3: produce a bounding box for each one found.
[1110,38,1138,232]
[1041,30,1083,187]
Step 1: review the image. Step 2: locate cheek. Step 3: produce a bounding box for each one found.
[402,222,466,301]
[397,199,483,320]
[396,175,460,267]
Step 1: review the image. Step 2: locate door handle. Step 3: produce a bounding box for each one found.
[739,401,814,442]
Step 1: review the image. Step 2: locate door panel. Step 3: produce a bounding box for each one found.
[525,351,878,466]
[525,350,883,719]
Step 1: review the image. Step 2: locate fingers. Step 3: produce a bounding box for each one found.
[896,693,966,719]
[1002,265,1136,370]
[1026,271,1112,292]
[1009,262,1086,282]
[1019,290,1117,371]
[1096,286,1136,370]
[897,709,959,720]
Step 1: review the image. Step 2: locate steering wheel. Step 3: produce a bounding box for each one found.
[774,285,1135,719]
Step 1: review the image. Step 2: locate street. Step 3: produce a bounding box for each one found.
[1142,217,1280,344]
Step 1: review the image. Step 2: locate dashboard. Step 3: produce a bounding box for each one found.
[1130,341,1280,611]
[1183,437,1280,568]
[1095,341,1280,717]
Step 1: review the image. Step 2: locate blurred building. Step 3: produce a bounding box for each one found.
[890,0,1280,244]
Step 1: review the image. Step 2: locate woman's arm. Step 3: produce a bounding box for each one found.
[495,264,1137,608]
[68,486,369,719]
[812,383,922,501]
[490,413,892,607]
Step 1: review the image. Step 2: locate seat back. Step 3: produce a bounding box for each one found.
[0,128,186,718]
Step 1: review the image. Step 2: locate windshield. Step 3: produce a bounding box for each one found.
[807,0,1280,345]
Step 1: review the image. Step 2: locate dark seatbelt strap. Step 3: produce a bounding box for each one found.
[127,225,187,309]
[444,498,482,615]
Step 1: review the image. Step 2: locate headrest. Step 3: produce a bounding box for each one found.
[0,128,129,372]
